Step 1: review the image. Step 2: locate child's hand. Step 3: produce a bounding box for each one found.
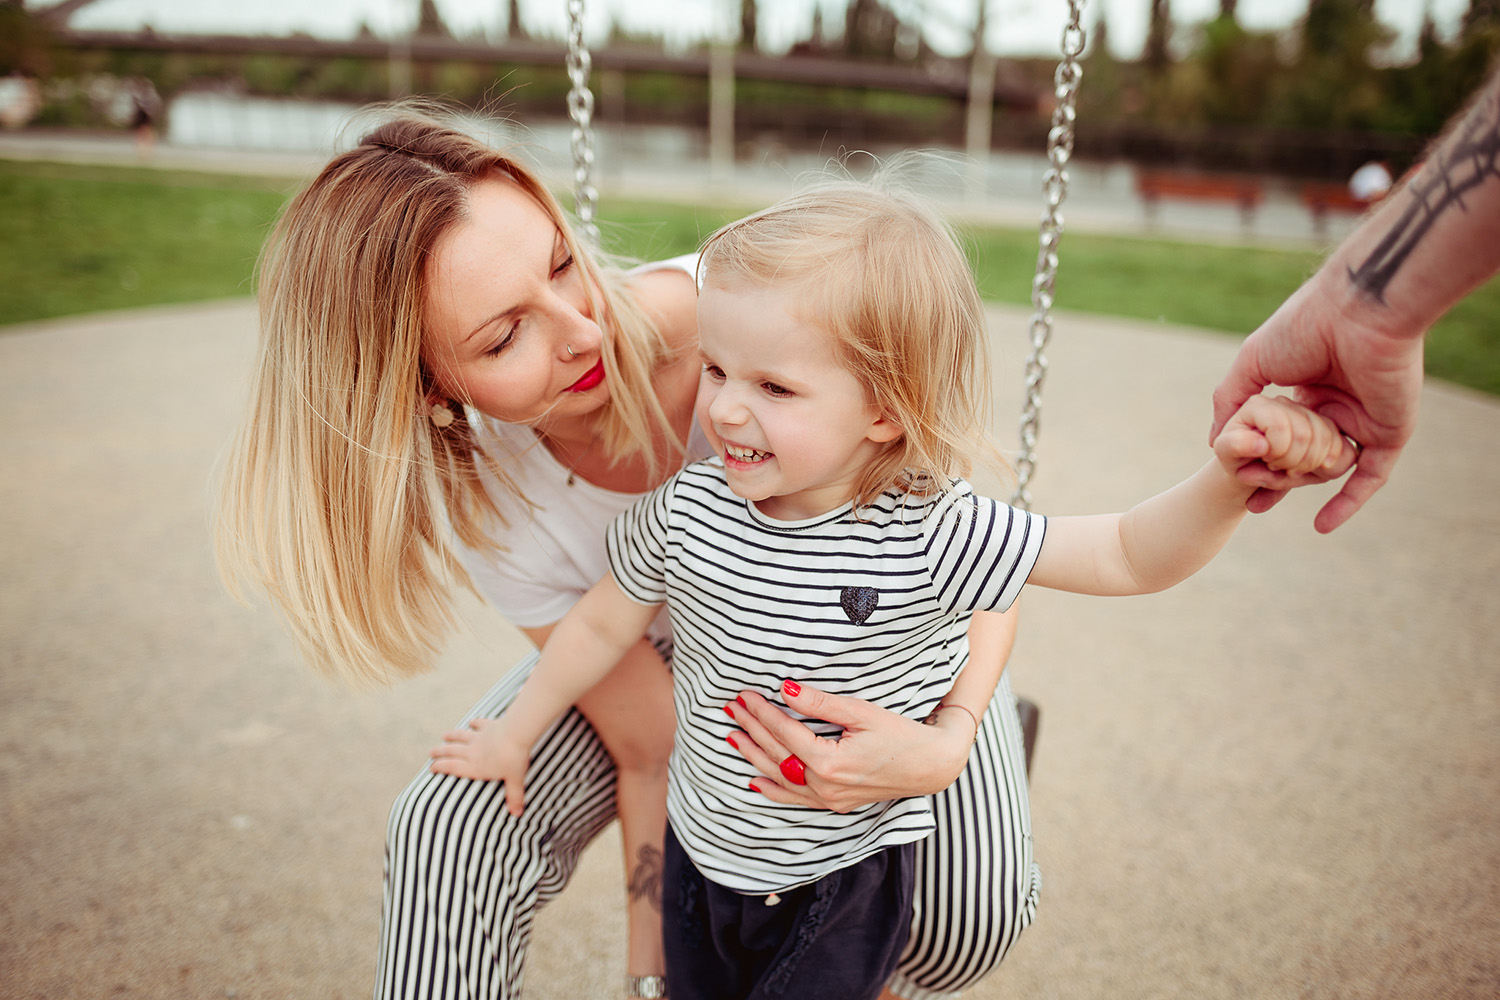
[1213,393,1358,492]
[429,718,533,815]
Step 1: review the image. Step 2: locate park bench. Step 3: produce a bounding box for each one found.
[1135,170,1265,232]
[1300,181,1374,239]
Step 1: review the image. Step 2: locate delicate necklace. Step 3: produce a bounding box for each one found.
[545,433,594,488]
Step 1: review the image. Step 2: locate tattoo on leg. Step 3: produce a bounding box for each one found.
[628,845,664,913]
[1349,86,1500,302]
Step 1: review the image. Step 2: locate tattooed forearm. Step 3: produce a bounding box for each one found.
[627,844,664,913]
[1349,82,1500,302]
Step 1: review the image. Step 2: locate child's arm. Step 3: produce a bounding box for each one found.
[429,574,662,814]
[1029,394,1356,597]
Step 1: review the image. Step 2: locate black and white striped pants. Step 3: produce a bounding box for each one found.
[375,651,1040,1000]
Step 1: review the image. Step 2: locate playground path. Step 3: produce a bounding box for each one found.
[2,292,1496,999]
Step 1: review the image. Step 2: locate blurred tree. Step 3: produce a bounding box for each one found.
[1381,12,1463,134]
[1183,15,1281,125]
[30,0,104,29]
[741,0,759,51]
[1271,0,1391,130]
[1144,0,1171,75]
[505,0,526,41]
[845,0,901,60]
[416,0,452,39]
[1302,0,1380,58]
[1,0,54,77]
[1079,9,1129,118]
[1464,0,1500,35]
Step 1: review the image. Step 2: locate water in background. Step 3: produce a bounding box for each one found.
[161,92,1339,243]
[164,92,1126,197]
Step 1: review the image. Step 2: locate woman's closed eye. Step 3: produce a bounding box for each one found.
[483,252,570,358]
[485,325,517,357]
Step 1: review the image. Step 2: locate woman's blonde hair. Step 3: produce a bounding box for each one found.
[697,168,996,511]
[215,105,677,686]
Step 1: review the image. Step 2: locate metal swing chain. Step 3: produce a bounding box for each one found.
[565,0,600,244]
[1011,0,1087,511]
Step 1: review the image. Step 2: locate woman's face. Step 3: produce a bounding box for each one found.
[422,177,609,430]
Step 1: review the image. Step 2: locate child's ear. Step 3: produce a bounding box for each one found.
[867,411,904,444]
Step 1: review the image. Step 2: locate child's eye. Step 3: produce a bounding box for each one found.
[702,363,725,382]
[762,381,793,398]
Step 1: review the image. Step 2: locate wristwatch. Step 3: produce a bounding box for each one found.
[626,975,668,998]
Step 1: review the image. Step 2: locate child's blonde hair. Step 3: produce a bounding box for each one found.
[215,105,677,686]
[697,168,995,511]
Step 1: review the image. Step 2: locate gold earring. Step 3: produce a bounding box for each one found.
[429,402,456,429]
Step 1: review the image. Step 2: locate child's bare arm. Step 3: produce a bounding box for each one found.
[1030,395,1354,597]
[429,574,661,813]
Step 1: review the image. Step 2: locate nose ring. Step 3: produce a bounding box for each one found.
[566,345,577,357]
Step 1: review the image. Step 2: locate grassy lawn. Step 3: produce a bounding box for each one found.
[3,161,1496,396]
[0,161,292,321]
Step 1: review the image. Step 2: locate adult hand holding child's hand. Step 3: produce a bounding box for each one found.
[1213,393,1359,496]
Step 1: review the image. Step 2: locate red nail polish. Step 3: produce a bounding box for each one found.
[736,695,747,708]
[727,735,738,749]
[782,679,801,697]
[724,705,735,718]
[749,781,761,794]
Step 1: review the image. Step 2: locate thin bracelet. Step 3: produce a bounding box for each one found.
[922,703,981,744]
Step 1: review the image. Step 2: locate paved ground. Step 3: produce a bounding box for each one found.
[1,133,1496,999]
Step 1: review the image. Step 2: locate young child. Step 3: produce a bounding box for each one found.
[430,180,1355,1000]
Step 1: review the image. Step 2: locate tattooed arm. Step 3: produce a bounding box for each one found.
[1212,68,1500,533]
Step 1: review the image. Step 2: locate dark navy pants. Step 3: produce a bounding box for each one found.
[662,824,916,1000]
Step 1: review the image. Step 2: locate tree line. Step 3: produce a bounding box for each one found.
[2,0,1496,180]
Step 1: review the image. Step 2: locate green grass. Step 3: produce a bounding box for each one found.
[3,162,1497,396]
[967,230,1327,333]
[595,196,1330,332]
[0,161,292,323]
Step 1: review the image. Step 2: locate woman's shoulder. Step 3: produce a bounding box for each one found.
[629,252,699,284]
[628,254,699,357]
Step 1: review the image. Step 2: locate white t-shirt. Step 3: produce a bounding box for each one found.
[457,254,706,652]
[608,459,1047,894]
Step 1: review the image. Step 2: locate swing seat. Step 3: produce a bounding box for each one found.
[1016,697,1040,776]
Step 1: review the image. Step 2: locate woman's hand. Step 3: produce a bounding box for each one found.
[724,680,978,813]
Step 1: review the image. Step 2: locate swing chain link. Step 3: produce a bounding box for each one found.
[1012,0,1087,511]
[565,0,599,244]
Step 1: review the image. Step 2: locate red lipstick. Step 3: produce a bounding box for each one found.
[567,360,605,392]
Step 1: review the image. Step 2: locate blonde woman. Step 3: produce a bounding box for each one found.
[218,110,1038,1000]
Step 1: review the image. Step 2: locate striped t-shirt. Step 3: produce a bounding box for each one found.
[607,458,1046,894]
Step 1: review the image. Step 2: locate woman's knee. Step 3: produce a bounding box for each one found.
[890,706,1038,994]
